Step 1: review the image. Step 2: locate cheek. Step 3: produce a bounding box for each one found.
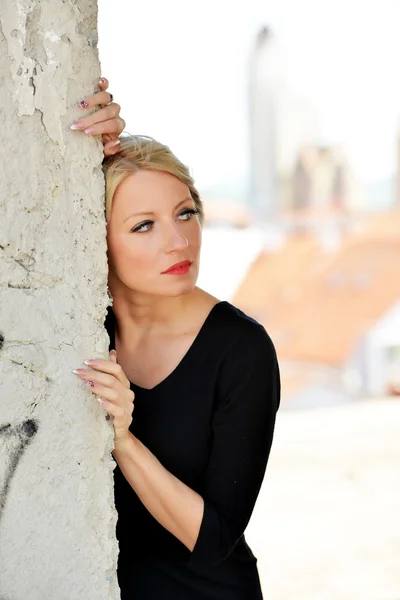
[109,234,156,274]
[187,221,202,253]
[124,237,157,270]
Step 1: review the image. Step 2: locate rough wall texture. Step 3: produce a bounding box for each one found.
[0,1,119,598]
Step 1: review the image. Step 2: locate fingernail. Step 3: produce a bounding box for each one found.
[111,140,120,147]
[84,127,95,135]
[83,360,94,365]
[76,100,89,109]
[99,77,106,84]
[71,369,80,374]
[70,121,85,130]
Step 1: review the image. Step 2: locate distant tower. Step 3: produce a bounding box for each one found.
[292,144,352,212]
[397,131,400,207]
[248,27,281,220]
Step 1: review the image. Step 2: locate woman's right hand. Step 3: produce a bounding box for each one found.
[71,76,126,156]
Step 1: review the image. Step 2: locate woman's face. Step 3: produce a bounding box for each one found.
[107,169,202,299]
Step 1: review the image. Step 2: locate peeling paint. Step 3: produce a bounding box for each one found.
[0,1,119,598]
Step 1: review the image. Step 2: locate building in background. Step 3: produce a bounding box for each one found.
[290,144,356,212]
[248,26,324,221]
[248,26,280,220]
[232,210,400,404]
[202,26,399,407]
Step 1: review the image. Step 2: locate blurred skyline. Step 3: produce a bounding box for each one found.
[98,0,400,201]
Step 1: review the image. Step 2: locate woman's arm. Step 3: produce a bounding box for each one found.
[74,350,204,551]
[112,433,204,552]
[187,326,280,566]
[113,323,280,564]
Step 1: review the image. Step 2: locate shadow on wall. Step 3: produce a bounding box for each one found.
[0,330,39,526]
[0,419,39,526]
[0,414,39,600]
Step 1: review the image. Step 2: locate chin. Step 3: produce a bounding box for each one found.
[159,274,198,297]
[131,270,199,298]
[165,281,197,297]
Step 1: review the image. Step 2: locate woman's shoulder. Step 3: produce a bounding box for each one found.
[210,302,280,410]
[213,300,263,331]
[208,300,276,356]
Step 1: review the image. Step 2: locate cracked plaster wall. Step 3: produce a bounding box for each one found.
[0,1,119,598]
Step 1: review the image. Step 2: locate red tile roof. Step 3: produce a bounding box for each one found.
[233,211,400,365]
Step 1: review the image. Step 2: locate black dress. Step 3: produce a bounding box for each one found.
[104,300,280,600]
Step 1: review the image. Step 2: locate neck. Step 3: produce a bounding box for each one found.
[109,288,202,344]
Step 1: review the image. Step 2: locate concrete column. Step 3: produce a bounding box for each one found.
[0,2,119,599]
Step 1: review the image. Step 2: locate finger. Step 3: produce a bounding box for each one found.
[99,77,109,91]
[76,77,110,109]
[104,139,121,156]
[83,378,119,402]
[83,380,135,413]
[102,133,117,144]
[83,117,125,137]
[81,358,130,387]
[79,370,132,398]
[76,91,113,110]
[73,102,120,129]
[109,350,118,363]
[97,397,125,419]
[73,113,123,135]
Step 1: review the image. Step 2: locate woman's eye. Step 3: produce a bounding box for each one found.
[131,221,153,233]
[178,208,199,221]
[131,210,199,232]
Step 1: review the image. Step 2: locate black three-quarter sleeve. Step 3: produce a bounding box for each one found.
[188,323,281,568]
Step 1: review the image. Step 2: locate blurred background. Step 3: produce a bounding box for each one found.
[98,1,400,597]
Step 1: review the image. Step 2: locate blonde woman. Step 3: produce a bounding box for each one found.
[73,83,280,599]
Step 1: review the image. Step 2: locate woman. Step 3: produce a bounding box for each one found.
[72,79,280,599]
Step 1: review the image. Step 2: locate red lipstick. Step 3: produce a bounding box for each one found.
[161,260,192,275]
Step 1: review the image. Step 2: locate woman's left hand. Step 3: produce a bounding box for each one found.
[72,350,135,446]
[71,76,126,156]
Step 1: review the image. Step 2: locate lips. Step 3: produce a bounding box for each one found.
[161,260,192,274]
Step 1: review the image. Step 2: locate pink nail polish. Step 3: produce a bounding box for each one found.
[99,77,106,84]
[76,100,89,109]
[70,121,85,130]
[84,127,95,135]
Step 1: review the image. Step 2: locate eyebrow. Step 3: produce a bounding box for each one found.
[123,198,193,223]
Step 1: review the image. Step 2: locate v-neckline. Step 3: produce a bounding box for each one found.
[107,300,227,393]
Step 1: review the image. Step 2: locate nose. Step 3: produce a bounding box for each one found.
[163,222,189,253]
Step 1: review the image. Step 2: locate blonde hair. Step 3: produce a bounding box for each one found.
[102,134,204,225]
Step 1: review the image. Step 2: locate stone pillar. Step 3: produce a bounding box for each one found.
[0,2,119,598]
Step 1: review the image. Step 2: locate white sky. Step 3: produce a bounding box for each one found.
[98,0,400,194]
